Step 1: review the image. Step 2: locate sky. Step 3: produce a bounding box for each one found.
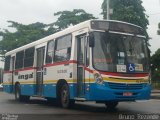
[0,0,160,67]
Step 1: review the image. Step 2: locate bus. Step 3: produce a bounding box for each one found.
[3,20,151,109]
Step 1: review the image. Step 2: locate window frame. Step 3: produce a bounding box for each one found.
[24,47,35,68]
[46,40,55,64]
[54,34,72,62]
[15,50,24,70]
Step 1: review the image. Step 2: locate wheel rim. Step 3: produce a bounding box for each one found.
[15,87,20,100]
[61,85,69,107]
[62,87,68,104]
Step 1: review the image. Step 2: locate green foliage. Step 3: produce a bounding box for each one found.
[0,21,55,55]
[151,49,160,83]
[53,9,96,30]
[0,9,95,57]
[101,0,149,38]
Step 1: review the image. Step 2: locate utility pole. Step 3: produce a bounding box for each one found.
[0,69,2,83]
[106,0,110,20]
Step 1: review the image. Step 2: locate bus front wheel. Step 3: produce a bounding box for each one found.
[105,101,118,109]
[60,84,75,108]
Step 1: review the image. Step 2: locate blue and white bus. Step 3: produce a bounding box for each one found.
[3,20,151,109]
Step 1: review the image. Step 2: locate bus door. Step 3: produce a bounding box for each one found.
[36,47,45,96]
[11,56,15,93]
[77,34,88,97]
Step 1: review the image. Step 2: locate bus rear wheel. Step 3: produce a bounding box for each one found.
[105,101,118,110]
[60,84,75,108]
[15,84,30,102]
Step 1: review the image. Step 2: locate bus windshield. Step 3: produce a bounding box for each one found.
[92,32,149,73]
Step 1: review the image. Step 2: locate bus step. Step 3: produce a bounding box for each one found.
[74,97,86,101]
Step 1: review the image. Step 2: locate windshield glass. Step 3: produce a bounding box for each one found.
[93,32,149,73]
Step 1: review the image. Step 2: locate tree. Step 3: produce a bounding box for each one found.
[0,9,95,56]
[151,49,160,72]
[0,21,56,55]
[151,49,160,88]
[53,9,96,30]
[101,0,149,38]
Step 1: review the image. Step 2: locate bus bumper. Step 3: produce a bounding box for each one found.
[87,83,151,101]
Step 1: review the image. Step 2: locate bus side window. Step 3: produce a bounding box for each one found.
[24,47,35,68]
[15,51,24,69]
[4,56,11,71]
[46,40,54,63]
[54,34,72,62]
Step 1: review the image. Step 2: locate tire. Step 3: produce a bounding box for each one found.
[15,84,21,101]
[15,84,30,102]
[60,83,75,108]
[105,101,118,110]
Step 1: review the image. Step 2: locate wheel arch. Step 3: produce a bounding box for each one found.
[56,79,68,98]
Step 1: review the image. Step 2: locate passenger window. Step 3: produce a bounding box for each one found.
[24,47,35,67]
[54,34,72,62]
[46,40,54,63]
[15,51,24,69]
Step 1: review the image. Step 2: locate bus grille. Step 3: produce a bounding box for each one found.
[108,82,144,90]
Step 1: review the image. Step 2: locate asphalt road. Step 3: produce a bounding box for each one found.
[0,92,160,120]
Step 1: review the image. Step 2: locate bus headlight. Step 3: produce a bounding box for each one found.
[93,71,104,85]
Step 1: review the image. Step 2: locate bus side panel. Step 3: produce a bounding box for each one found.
[3,84,12,93]
[43,62,76,99]
[20,84,35,96]
[3,73,13,93]
[84,69,91,100]
[69,62,78,99]
[68,83,76,99]
[43,66,57,98]
[43,84,56,98]
[14,69,35,96]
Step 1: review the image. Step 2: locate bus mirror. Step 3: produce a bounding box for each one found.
[89,33,95,47]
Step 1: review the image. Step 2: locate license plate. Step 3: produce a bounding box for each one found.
[123,92,133,96]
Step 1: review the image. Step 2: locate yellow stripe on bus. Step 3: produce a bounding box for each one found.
[3,78,148,85]
[3,79,84,85]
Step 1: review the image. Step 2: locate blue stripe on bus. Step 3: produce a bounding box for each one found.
[3,83,151,101]
[20,84,35,96]
[3,85,13,93]
[3,83,77,99]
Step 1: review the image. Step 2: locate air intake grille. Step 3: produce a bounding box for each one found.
[108,82,144,90]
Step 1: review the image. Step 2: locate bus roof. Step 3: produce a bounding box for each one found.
[5,19,143,56]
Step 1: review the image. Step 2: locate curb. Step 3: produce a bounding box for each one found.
[151,92,160,99]
[151,96,160,99]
